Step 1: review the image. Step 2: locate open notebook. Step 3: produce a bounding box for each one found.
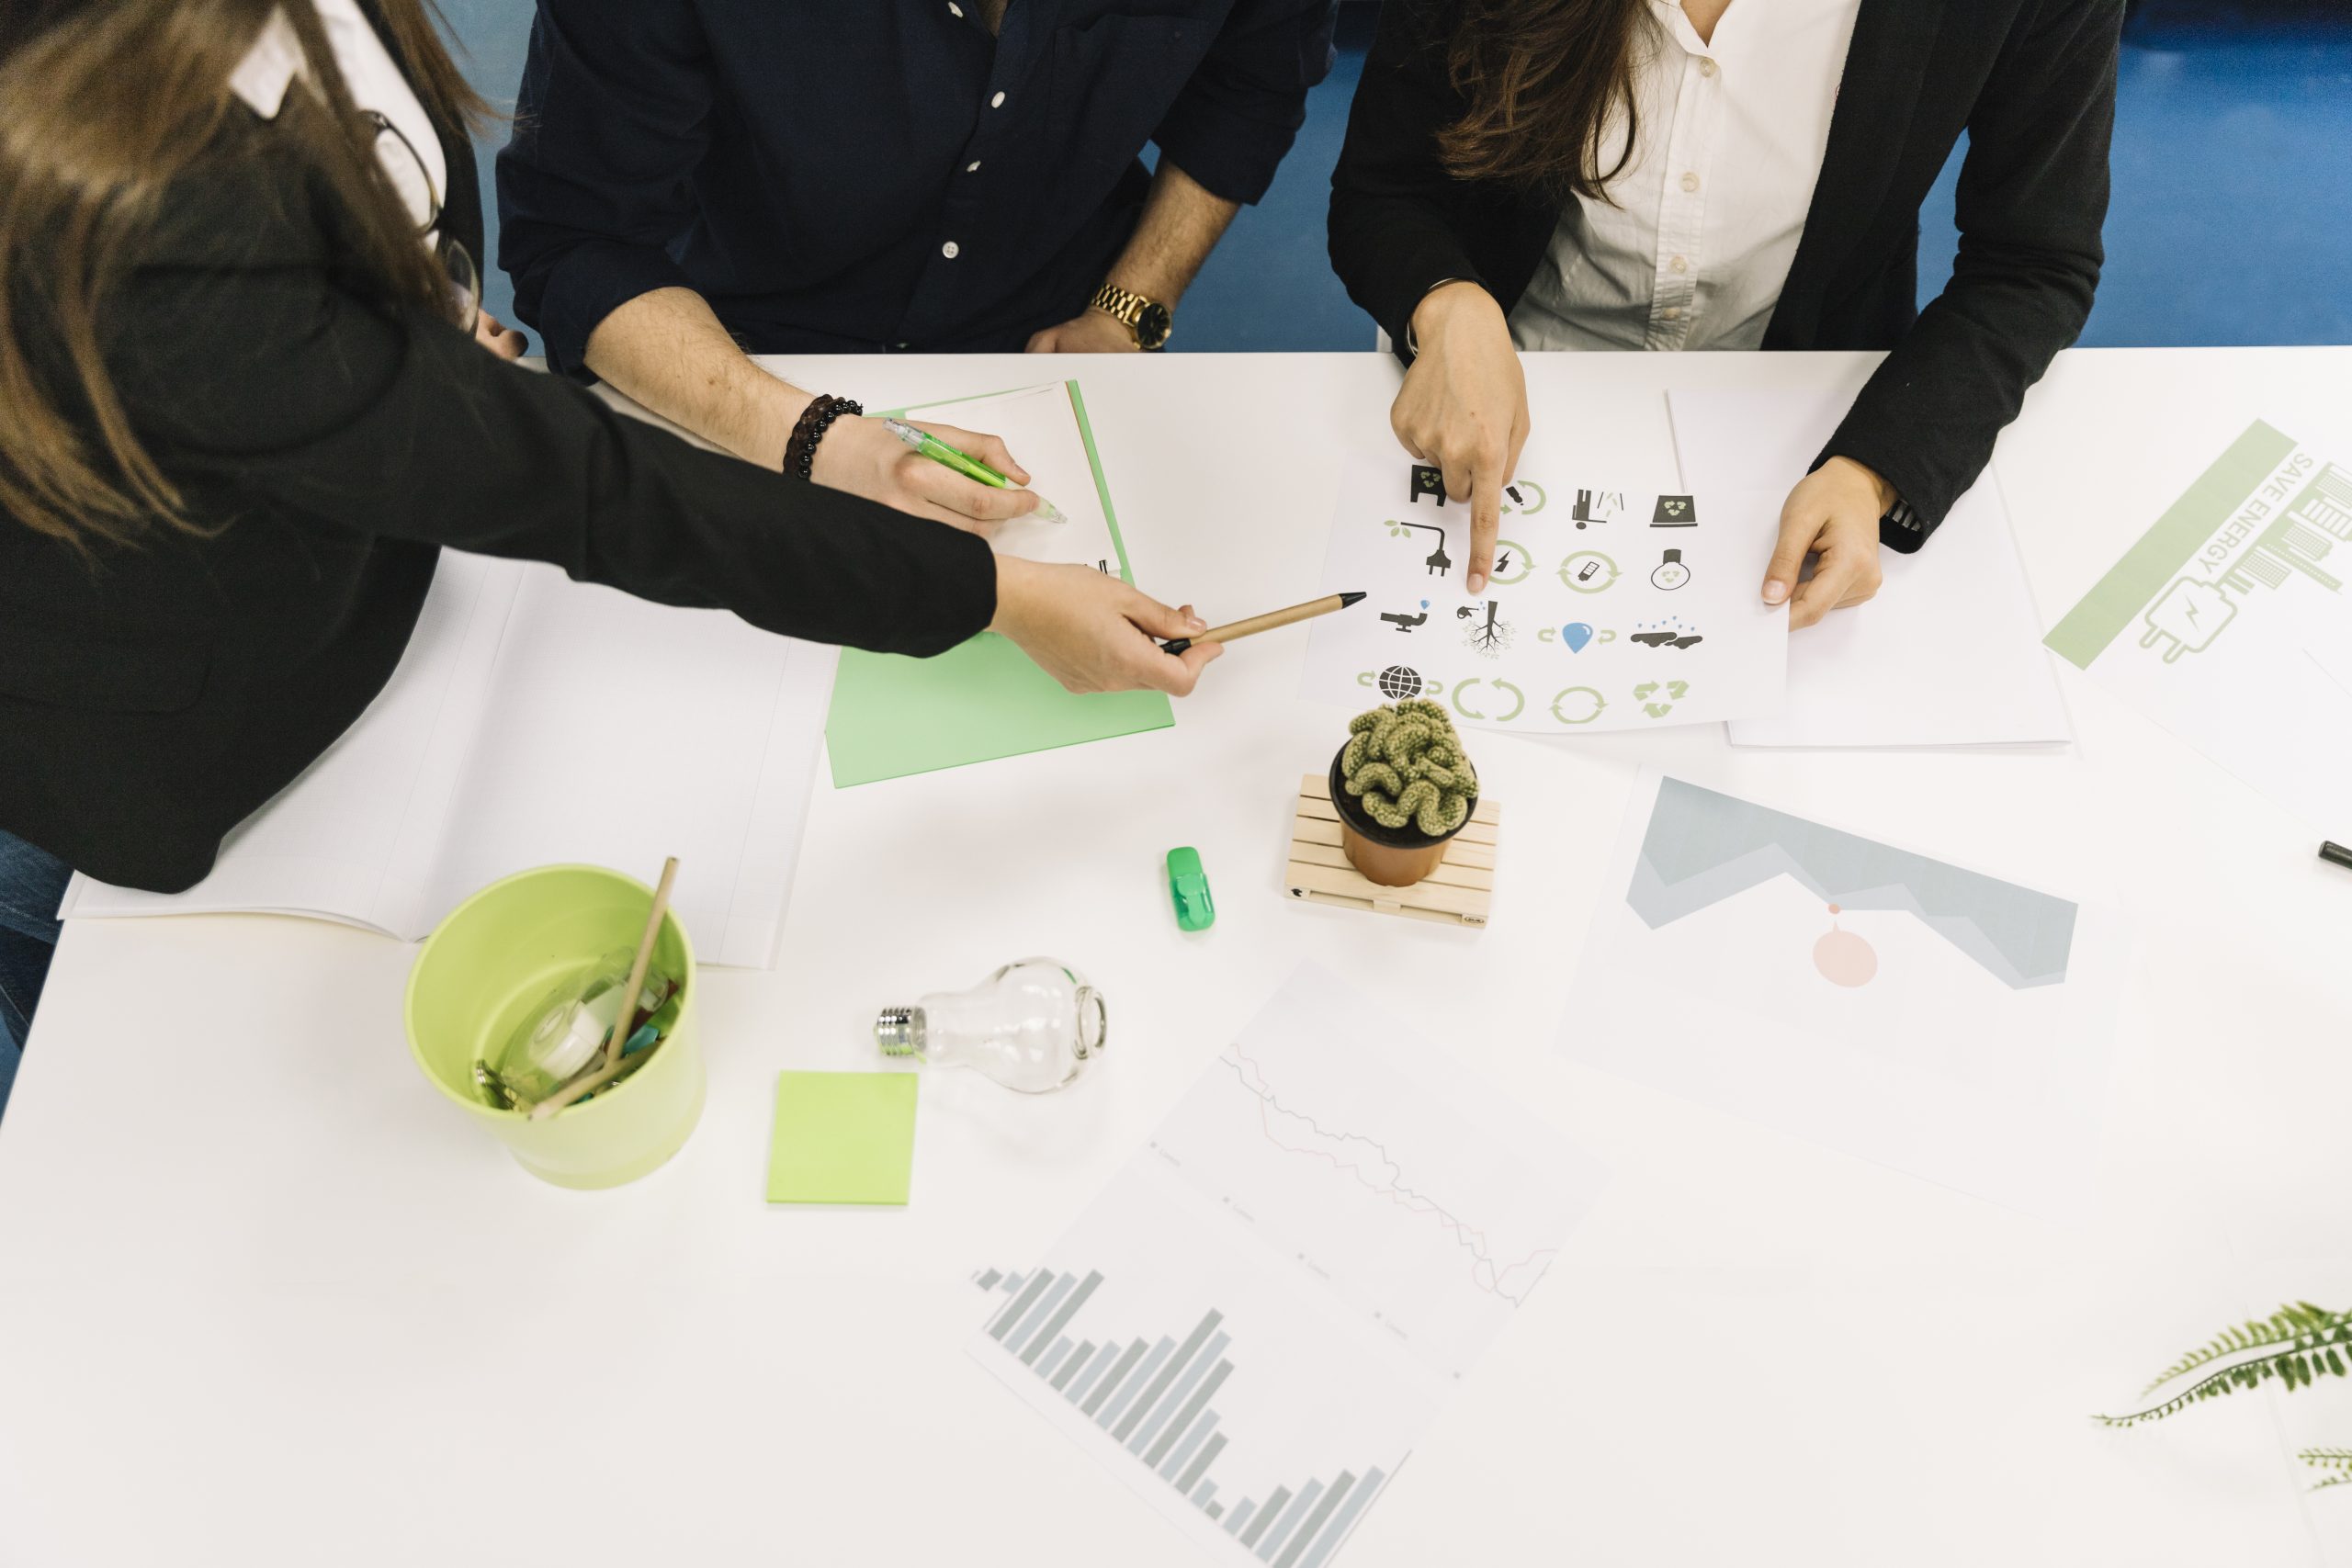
[60,553,833,968]
[825,381,1174,786]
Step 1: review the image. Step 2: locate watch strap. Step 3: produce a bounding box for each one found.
[1088,282,1168,349]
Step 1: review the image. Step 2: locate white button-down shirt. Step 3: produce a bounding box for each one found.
[230,2,447,245]
[1510,0,1862,353]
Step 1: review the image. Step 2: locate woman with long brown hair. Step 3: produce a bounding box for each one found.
[0,0,1223,1098]
[1329,0,2120,621]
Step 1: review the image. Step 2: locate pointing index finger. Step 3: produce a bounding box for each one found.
[1466,465,1502,595]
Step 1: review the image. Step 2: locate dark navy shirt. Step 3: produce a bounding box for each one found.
[496,0,1337,376]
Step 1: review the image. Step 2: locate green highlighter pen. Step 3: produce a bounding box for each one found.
[880,417,1068,525]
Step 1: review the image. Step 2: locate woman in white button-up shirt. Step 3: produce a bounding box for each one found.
[1329,0,2120,626]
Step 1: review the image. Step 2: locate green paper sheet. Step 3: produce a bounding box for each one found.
[826,381,1174,786]
[765,1071,919,1205]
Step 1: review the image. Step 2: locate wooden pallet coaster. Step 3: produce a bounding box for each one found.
[1284,772,1498,928]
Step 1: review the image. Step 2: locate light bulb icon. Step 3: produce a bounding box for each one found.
[1650,548,1690,591]
[876,957,1105,1092]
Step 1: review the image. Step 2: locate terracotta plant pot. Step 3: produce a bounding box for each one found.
[1328,750,1476,889]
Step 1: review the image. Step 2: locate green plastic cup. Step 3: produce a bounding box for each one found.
[405,864,705,1189]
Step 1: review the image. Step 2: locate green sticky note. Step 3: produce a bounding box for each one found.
[825,379,1174,786]
[765,1071,919,1205]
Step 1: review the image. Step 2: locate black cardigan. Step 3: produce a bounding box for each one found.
[0,93,994,894]
[1328,0,2122,547]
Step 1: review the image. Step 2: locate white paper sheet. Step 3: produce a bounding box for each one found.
[2044,421,2352,839]
[1559,770,2121,1219]
[62,553,831,967]
[1668,388,2072,749]
[1301,450,1788,734]
[899,382,1124,575]
[970,964,1605,1567]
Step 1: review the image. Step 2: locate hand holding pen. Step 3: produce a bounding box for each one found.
[808,414,1051,534]
[881,418,1070,527]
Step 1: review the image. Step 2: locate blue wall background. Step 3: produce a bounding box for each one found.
[443,0,2351,355]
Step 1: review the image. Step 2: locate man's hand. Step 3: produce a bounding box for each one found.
[1025,310,1140,354]
[989,558,1223,695]
[1390,282,1528,595]
[474,311,526,360]
[1763,457,1894,629]
[811,418,1041,534]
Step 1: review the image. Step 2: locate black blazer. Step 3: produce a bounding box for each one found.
[0,55,994,894]
[1329,0,2123,547]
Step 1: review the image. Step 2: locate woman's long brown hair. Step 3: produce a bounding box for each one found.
[0,0,490,551]
[1436,0,1650,201]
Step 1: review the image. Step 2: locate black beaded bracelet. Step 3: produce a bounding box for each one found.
[784,393,863,480]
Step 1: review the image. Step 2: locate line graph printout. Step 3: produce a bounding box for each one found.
[1562,772,2122,1219]
[972,965,1606,1563]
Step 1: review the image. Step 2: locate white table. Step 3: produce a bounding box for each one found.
[5,349,2351,1568]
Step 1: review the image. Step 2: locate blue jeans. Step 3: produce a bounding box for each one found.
[0,829,71,1122]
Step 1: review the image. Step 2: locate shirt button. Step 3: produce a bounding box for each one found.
[1669,254,1690,275]
[1662,307,1683,321]
[942,241,960,259]
[1681,172,1702,194]
[967,160,981,172]
[1699,58,1716,77]
[989,90,1006,108]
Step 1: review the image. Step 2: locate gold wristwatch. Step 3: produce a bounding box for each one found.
[1089,282,1173,351]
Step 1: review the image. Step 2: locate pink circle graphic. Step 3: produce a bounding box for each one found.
[1814,927,1878,987]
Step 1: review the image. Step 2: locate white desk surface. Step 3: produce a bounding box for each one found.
[5,348,2351,1568]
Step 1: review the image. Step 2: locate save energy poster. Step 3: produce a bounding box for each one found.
[1302,458,1788,732]
[1563,772,2121,1218]
[2044,420,2352,834]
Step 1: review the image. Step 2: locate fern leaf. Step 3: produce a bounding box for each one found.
[2140,1303,2352,1397]
[2098,1334,2352,1427]
[2299,1448,2352,1475]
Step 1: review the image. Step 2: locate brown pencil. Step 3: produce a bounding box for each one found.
[1160,592,1366,656]
[597,855,678,1074]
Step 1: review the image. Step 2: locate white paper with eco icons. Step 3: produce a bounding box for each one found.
[1301,458,1789,733]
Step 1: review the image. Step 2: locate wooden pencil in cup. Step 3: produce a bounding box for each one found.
[1159,592,1366,657]
[522,856,680,1122]
[528,860,677,1116]
[598,856,678,1074]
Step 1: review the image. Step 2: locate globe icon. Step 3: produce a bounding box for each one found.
[1377,665,1423,700]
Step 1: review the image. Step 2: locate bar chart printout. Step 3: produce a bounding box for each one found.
[968,965,1607,1564]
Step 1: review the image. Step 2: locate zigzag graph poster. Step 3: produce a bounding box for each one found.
[2045,420,2352,834]
[1302,459,1787,732]
[1563,773,2121,1217]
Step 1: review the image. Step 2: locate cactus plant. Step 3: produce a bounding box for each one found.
[1340,699,1477,839]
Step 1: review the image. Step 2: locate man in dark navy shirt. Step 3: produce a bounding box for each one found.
[495,0,1336,521]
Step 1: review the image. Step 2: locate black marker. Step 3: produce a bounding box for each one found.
[2322,841,2352,872]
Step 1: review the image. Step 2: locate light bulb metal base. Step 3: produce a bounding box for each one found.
[875,1006,924,1056]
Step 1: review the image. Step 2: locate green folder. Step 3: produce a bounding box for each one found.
[825,381,1175,786]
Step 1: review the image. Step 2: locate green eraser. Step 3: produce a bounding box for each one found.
[1165,846,1215,932]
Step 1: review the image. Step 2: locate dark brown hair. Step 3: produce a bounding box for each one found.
[1435,0,1649,200]
[0,0,490,550]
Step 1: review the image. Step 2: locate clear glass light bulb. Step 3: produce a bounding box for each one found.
[875,957,1105,1093]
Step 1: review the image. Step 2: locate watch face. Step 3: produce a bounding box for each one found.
[1136,301,1173,349]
